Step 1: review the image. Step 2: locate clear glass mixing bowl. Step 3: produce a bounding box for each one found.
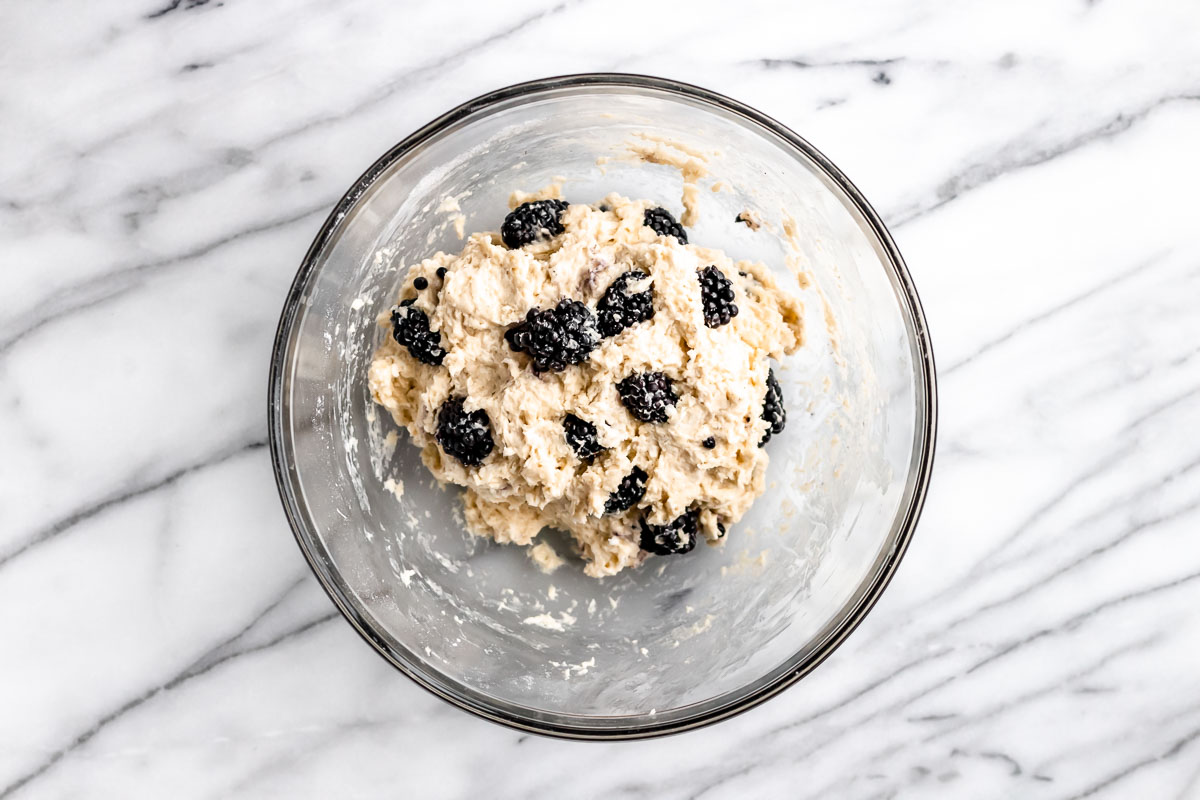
[268,74,936,739]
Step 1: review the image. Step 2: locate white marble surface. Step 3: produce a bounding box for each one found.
[3,0,1200,796]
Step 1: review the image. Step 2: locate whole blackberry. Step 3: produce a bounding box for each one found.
[435,397,494,466]
[617,372,678,423]
[504,299,600,373]
[639,508,699,555]
[643,207,688,244]
[698,266,738,328]
[604,466,648,514]
[759,368,786,446]
[597,270,654,337]
[390,304,446,366]
[563,414,604,462]
[501,199,569,248]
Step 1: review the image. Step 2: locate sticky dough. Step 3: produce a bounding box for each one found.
[368,193,803,577]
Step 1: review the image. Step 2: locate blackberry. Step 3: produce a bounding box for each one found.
[643,207,687,243]
[702,436,716,449]
[639,508,699,555]
[617,372,677,423]
[760,368,786,446]
[390,304,446,366]
[501,199,569,248]
[504,299,600,373]
[604,466,648,514]
[436,267,447,279]
[698,266,738,328]
[413,276,429,291]
[564,414,604,462]
[435,397,494,466]
[597,270,654,337]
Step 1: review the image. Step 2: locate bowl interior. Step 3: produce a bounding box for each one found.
[273,77,933,736]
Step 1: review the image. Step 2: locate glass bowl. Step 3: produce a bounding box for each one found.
[268,74,936,739]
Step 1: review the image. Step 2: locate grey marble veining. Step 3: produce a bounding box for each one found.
[2,0,1200,797]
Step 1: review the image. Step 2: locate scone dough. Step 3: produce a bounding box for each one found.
[368,193,803,577]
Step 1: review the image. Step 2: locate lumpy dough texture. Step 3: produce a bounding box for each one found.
[368,192,804,577]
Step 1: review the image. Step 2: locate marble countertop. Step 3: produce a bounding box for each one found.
[4,1,1200,797]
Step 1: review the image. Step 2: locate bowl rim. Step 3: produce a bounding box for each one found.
[268,72,938,740]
